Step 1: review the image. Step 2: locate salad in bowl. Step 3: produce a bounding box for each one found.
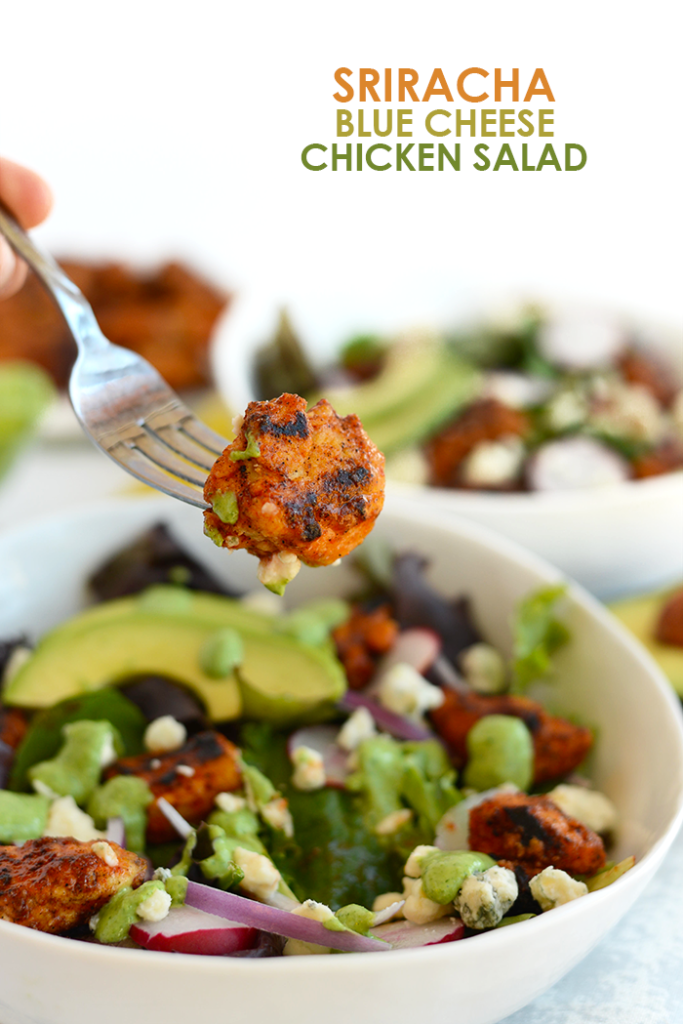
[0,496,682,1024]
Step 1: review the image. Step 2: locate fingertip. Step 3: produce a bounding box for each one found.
[0,156,53,229]
[27,174,53,225]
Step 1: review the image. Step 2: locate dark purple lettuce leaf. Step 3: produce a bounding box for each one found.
[391,553,481,664]
[89,523,240,600]
[119,675,208,733]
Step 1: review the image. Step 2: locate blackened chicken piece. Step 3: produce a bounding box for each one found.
[333,603,400,689]
[0,260,227,391]
[618,348,679,408]
[0,706,28,751]
[632,440,683,480]
[0,837,147,934]
[469,791,606,876]
[203,394,385,567]
[656,590,683,647]
[0,707,28,787]
[426,399,529,489]
[430,687,593,785]
[105,731,241,843]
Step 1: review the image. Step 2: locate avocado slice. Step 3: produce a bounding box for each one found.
[609,588,683,696]
[322,334,448,422]
[321,338,481,456]
[52,586,276,641]
[4,610,346,723]
[365,353,481,454]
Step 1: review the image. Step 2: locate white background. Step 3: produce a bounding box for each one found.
[1,0,681,327]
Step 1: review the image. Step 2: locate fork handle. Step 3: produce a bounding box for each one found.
[0,199,106,352]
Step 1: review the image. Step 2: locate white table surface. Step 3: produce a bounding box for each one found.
[0,440,681,1024]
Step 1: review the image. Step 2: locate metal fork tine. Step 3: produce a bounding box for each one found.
[131,432,209,487]
[0,205,232,505]
[109,444,208,508]
[151,424,218,472]
[179,417,229,455]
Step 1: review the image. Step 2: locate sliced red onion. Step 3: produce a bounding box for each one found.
[338,692,434,742]
[370,917,465,948]
[105,816,126,847]
[375,628,442,681]
[185,881,387,953]
[130,905,258,955]
[287,725,351,788]
[156,797,194,839]
[371,900,405,927]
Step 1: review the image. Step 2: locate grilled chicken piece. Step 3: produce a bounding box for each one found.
[0,837,146,934]
[469,791,606,876]
[618,349,679,409]
[203,393,385,569]
[632,439,683,479]
[656,590,683,647]
[0,706,29,750]
[426,399,529,489]
[106,730,241,842]
[430,687,593,785]
[333,603,400,689]
[0,260,227,391]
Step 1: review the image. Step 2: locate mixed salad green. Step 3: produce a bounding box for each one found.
[0,524,634,956]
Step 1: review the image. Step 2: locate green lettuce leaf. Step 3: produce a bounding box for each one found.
[510,585,570,693]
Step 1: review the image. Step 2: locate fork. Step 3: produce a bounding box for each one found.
[0,203,229,508]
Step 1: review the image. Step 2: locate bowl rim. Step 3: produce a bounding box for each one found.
[1,493,682,977]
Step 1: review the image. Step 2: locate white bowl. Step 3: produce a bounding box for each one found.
[1,495,682,1024]
[211,284,683,599]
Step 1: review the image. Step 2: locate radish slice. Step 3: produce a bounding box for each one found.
[537,311,625,370]
[264,890,301,911]
[338,692,434,741]
[106,817,126,847]
[375,628,442,680]
[527,436,630,492]
[185,881,388,953]
[371,900,405,926]
[287,726,351,788]
[435,784,519,850]
[370,917,465,948]
[429,655,469,695]
[130,905,258,955]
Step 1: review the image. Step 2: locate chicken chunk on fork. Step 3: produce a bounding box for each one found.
[203,394,385,593]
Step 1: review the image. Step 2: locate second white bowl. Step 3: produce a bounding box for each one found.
[211,283,683,598]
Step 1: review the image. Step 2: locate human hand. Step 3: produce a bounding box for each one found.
[0,157,53,300]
